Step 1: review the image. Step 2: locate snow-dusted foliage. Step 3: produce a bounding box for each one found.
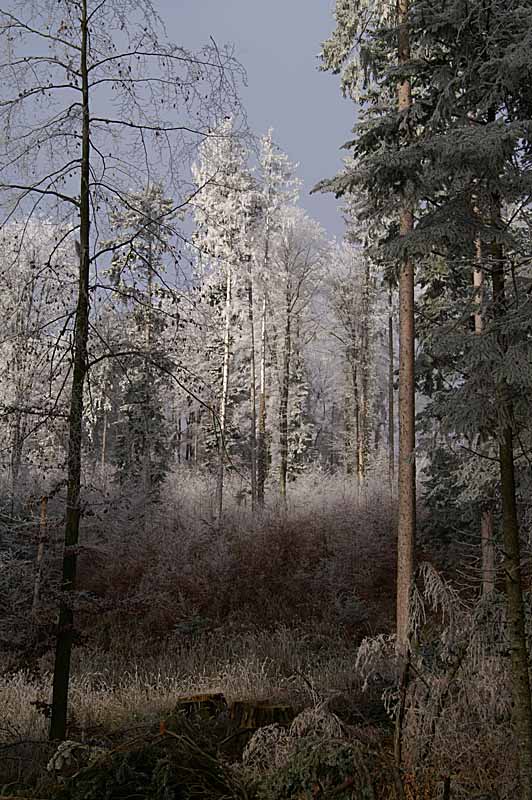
[0,221,77,502]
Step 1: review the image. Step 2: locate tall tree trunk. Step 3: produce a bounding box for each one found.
[32,494,48,617]
[491,233,532,798]
[193,409,199,463]
[388,286,395,493]
[481,509,495,595]
[350,356,362,490]
[101,409,108,471]
[396,0,416,658]
[330,401,337,467]
[186,412,195,462]
[359,260,371,484]
[49,0,90,740]
[100,408,108,492]
[344,362,354,476]
[143,242,154,517]
[216,266,232,521]
[247,267,257,510]
[257,291,268,505]
[473,237,495,596]
[279,281,292,503]
[473,245,484,337]
[394,0,415,778]
[10,406,23,516]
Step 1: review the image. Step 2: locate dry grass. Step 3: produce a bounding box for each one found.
[0,470,393,788]
[0,625,371,744]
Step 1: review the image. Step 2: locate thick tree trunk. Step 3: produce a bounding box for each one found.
[394,1,415,779]
[216,266,232,521]
[396,0,416,658]
[279,282,291,503]
[247,268,257,510]
[388,286,395,493]
[49,0,90,741]
[491,237,532,799]
[473,240,496,596]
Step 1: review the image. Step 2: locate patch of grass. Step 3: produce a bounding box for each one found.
[1,625,372,743]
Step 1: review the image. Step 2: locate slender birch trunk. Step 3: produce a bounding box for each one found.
[257,294,268,506]
[351,358,362,489]
[247,266,257,510]
[50,0,91,740]
[216,266,232,521]
[177,415,182,463]
[359,260,371,485]
[143,242,154,519]
[194,409,200,463]
[10,402,24,504]
[396,0,416,658]
[344,361,354,475]
[279,279,292,503]
[100,408,108,491]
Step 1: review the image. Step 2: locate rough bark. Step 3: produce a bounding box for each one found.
[49,0,90,740]
[396,0,416,658]
[473,238,496,596]
[491,236,532,799]
[388,286,395,493]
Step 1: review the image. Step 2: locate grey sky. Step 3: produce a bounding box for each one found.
[162,1,355,239]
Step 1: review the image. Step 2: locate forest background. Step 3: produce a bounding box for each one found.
[0,0,532,798]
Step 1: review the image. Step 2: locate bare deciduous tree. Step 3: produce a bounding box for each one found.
[0,0,244,740]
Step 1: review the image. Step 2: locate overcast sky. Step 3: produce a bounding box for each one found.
[162,1,356,240]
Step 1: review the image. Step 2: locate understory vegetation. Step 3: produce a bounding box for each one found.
[0,471,530,799]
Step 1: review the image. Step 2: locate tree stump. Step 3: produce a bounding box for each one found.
[174,692,227,720]
[229,700,296,729]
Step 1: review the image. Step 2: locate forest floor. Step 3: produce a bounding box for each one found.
[0,475,439,797]
[0,476,394,800]
[0,624,394,798]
